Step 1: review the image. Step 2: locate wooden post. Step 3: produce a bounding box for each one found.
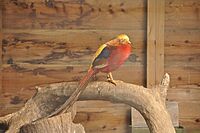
[0,1,3,94]
[147,0,165,88]
[131,0,168,131]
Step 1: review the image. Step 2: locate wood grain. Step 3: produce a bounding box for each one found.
[165,29,200,86]
[0,0,200,131]
[164,1,200,129]
[74,101,131,133]
[2,64,145,93]
[131,102,179,127]
[165,0,200,30]
[167,86,200,101]
[165,66,200,86]
[2,29,145,65]
[0,2,2,94]
[1,29,145,94]
[2,0,146,30]
[147,0,165,87]
[179,102,200,128]
[2,0,199,30]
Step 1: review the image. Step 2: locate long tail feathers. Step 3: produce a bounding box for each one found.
[49,68,96,117]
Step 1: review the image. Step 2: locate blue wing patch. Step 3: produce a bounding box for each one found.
[92,47,110,68]
[97,47,110,58]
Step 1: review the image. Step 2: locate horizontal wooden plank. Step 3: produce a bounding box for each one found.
[165,30,200,45]
[2,29,145,65]
[174,102,200,128]
[165,66,200,86]
[2,0,146,30]
[180,118,200,129]
[166,0,200,6]
[164,29,200,86]
[132,127,185,133]
[179,101,200,119]
[166,6,200,21]
[165,29,200,66]
[165,19,200,30]
[1,64,145,94]
[167,86,200,101]
[165,0,200,29]
[165,54,200,67]
[74,101,131,133]
[3,0,199,30]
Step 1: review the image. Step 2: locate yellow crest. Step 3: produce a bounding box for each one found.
[117,34,130,42]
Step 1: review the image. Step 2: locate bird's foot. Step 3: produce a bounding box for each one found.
[107,72,117,86]
[107,79,117,86]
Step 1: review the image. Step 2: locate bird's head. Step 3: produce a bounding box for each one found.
[117,34,132,44]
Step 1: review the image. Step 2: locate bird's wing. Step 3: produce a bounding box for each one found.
[90,43,116,69]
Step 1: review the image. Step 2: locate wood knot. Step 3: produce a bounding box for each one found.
[108,9,114,14]
[195,118,200,123]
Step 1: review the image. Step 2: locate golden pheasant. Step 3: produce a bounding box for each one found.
[49,34,132,117]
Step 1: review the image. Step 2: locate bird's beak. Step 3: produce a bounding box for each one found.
[128,41,133,47]
[129,41,135,49]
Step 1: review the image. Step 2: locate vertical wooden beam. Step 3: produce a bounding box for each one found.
[147,0,165,88]
[0,1,2,94]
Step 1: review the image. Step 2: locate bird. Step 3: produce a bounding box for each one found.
[48,34,133,117]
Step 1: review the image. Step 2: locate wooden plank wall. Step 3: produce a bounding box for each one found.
[165,0,200,129]
[0,0,200,132]
[1,0,146,133]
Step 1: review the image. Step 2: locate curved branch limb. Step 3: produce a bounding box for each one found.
[0,73,175,133]
[152,73,170,106]
[20,113,85,133]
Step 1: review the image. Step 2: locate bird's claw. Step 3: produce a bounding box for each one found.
[107,72,117,86]
[107,79,117,86]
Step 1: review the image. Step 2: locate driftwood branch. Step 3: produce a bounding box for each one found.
[0,73,175,133]
[20,113,85,133]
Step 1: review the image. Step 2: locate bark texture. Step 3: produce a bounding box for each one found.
[20,113,85,133]
[0,73,175,133]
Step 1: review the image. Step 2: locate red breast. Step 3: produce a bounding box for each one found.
[100,43,132,73]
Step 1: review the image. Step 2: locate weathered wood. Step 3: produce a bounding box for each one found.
[0,74,175,133]
[165,29,200,66]
[2,0,146,30]
[74,101,131,133]
[167,86,200,101]
[1,29,145,94]
[164,29,200,86]
[1,64,144,93]
[180,118,200,129]
[165,0,200,30]
[20,113,85,133]
[179,101,200,119]
[0,0,199,131]
[147,0,165,88]
[0,0,2,94]
[164,1,200,130]
[131,102,179,127]
[132,127,185,133]
[165,66,200,86]
[2,29,145,65]
[2,0,199,30]
[147,0,156,88]
[0,5,3,94]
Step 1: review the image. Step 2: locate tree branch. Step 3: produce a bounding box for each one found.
[0,73,175,133]
[20,113,85,133]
